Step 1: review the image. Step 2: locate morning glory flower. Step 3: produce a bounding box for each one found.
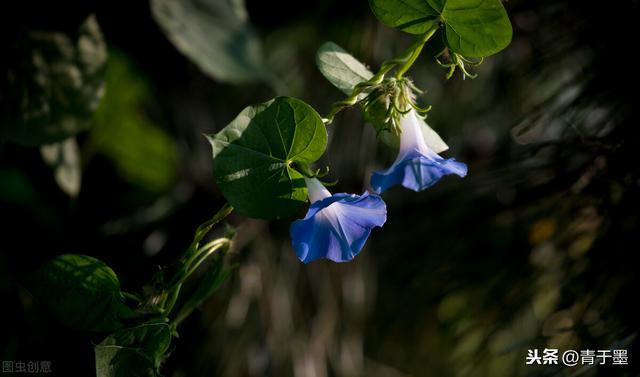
[290,178,387,263]
[371,109,467,193]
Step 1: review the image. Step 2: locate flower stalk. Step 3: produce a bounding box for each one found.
[324,22,440,124]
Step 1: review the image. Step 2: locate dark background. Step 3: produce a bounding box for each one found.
[1,0,639,376]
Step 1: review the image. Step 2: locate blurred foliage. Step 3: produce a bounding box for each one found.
[40,138,82,196]
[2,0,639,376]
[151,0,273,85]
[87,49,179,193]
[0,14,106,146]
[28,254,134,332]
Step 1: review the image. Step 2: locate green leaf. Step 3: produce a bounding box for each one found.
[95,323,171,377]
[207,97,326,219]
[441,0,512,57]
[40,138,82,197]
[369,0,512,57]
[0,15,106,146]
[368,0,441,34]
[29,254,133,332]
[316,42,373,95]
[151,0,271,84]
[206,97,327,219]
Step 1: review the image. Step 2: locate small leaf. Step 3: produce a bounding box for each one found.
[41,137,82,197]
[368,0,512,58]
[316,42,373,95]
[316,42,448,153]
[206,97,327,219]
[151,0,271,84]
[29,254,133,332]
[95,323,171,377]
[441,0,512,57]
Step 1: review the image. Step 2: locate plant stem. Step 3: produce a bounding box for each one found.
[161,203,234,315]
[395,24,439,79]
[162,239,231,315]
[186,239,231,276]
[122,291,142,303]
[170,243,232,328]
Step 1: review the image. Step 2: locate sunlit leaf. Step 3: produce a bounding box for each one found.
[441,0,512,57]
[368,0,512,57]
[368,0,441,34]
[206,97,327,219]
[316,42,373,95]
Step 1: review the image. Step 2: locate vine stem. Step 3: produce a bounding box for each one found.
[160,203,234,315]
[395,23,439,79]
[170,241,232,328]
[186,238,231,276]
[162,239,231,316]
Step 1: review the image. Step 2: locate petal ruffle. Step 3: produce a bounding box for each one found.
[371,150,467,193]
[290,192,386,263]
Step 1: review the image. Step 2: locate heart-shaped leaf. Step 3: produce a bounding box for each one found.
[441,0,512,57]
[207,97,327,219]
[369,0,512,57]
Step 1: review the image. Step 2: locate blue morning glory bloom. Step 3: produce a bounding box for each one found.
[371,109,468,193]
[290,178,387,263]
